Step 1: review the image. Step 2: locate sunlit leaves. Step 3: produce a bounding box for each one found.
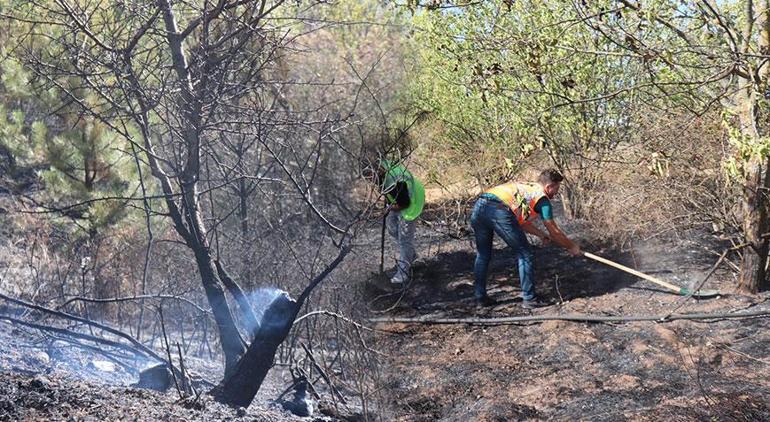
[407,0,638,183]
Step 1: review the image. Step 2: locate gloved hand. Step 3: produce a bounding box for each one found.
[568,244,582,256]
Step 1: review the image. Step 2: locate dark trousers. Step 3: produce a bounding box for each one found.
[470,194,535,300]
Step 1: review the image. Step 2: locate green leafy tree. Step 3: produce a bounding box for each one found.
[571,0,770,291]
[407,1,640,217]
[407,0,770,292]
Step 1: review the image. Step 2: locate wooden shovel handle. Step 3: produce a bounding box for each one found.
[583,252,684,294]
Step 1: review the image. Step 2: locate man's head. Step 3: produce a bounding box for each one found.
[538,169,564,199]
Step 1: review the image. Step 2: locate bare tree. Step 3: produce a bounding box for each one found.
[4,0,370,406]
[573,0,770,292]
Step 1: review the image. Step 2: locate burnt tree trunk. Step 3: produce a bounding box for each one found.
[213,246,350,408]
[215,259,260,336]
[191,244,247,375]
[157,0,248,374]
[213,292,297,407]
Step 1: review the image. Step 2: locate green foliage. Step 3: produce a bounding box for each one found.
[406,1,642,191]
[723,114,770,180]
[583,1,770,211]
[405,1,765,184]
[0,47,137,238]
[40,118,136,231]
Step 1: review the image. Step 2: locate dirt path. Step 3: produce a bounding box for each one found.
[367,202,770,421]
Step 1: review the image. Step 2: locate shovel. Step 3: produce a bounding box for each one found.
[583,252,720,298]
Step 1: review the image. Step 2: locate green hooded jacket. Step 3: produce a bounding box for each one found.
[381,159,425,221]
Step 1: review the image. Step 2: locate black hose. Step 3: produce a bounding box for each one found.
[369,309,770,326]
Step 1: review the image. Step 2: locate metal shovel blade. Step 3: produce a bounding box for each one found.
[677,287,721,299]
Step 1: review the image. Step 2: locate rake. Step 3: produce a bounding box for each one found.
[583,251,720,298]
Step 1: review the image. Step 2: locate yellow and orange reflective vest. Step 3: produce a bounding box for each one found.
[485,182,547,225]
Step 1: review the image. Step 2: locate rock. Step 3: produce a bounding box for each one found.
[89,360,115,372]
[134,364,172,392]
[280,396,314,418]
[31,351,50,365]
[279,378,314,417]
[29,376,50,391]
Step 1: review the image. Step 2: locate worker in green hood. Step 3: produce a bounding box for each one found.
[376,159,425,284]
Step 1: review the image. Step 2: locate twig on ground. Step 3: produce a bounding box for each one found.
[712,342,770,365]
[367,271,413,314]
[681,340,717,413]
[158,305,182,398]
[353,320,388,357]
[300,342,348,405]
[554,274,564,305]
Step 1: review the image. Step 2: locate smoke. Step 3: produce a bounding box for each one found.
[244,287,288,334]
[0,287,296,391]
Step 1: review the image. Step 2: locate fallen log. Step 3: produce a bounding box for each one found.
[0,316,153,359]
[0,292,165,363]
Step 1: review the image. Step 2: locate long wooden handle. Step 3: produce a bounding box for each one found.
[583,252,684,294]
[379,209,390,273]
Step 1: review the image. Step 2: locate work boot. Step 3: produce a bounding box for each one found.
[522,297,550,309]
[390,273,407,284]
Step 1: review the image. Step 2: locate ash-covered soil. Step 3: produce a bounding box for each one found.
[366,200,770,421]
[0,371,287,421]
[0,317,330,421]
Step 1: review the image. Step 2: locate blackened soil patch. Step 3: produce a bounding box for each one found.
[368,200,770,421]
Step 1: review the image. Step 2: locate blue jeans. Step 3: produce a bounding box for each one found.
[470,194,536,301]
[386,210,417,283]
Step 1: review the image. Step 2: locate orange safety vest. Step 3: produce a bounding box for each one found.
[484,182,547,225]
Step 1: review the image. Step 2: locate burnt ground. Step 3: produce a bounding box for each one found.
[0,316,313,421]
[1,197,769,421]
[365,200,770,421]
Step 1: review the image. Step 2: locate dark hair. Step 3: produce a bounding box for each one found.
[538,169,563,185]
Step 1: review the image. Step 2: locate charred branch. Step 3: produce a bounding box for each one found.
[0,316,158,362]
[0,292,164,363]
[214,259,259,334]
